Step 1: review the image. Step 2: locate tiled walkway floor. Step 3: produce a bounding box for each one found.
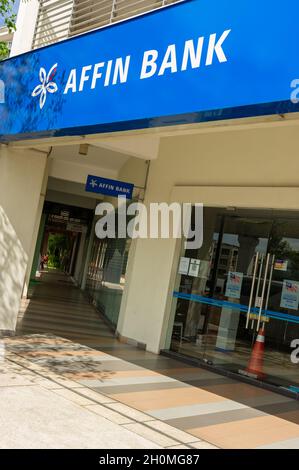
[4,335,214,449]
[0,355,165,449]
[14,270,299,449]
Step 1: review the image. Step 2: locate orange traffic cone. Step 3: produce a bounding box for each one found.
[246,328,265,379]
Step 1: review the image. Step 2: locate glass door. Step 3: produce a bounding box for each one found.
[170,209,299,392]
[261,218,299,391]
[170,207,223,359]
[200,215,273,373]
[170,209,273,367]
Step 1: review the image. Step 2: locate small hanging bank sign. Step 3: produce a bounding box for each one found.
[1,0,299,141]
[86,175,134,199]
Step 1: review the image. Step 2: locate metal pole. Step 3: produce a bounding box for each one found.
[263,254,275,328]
[246,252,259,329]
[256,253,270,332]
[251,254,264,329]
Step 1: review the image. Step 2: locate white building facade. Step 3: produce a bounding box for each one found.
[1,0,299,396]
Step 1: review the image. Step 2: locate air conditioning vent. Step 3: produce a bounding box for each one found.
[32,0,182,49]
[32,0,74,49]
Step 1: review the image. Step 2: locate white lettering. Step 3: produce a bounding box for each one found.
[95,202,116,239]
[91,62,104,89]
[63,69,77,94]
[62,29,232,93]
[140,50,158,79]
[181,37,204,71]
[149,203,181,239]
[79,65,92,91]
[183,203,203,250]
[206,29,231,66]
[127,203,148,239]
[112,56,131,85]
[117,196,127,239]
[104,60,113,87]
[158,44,177,76]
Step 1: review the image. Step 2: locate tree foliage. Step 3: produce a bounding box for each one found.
[0,40,9,58]
[0,0,16,31]
[0,0,17,59]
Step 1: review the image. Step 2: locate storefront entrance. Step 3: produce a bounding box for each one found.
[169,208,299,393]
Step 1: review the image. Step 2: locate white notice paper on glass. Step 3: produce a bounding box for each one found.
[188,259,201,277]
[178,257,190,275]
[225,271,243,299]
[280,280,299,310]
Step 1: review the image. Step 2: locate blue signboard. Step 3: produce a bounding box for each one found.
[85,175,134,199]
[1,0,299,142]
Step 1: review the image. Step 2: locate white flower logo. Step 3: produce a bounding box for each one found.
[32,63,58,109]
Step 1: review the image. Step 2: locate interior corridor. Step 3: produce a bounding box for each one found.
[17,270,126,353]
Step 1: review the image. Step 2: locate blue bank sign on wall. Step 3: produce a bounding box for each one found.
[1,0,299,141]
[86,175,134,199]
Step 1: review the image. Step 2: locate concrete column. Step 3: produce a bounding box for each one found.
[22,153,49,297]
[0,146,47,333]
[10,0,40,56]
[117,236,180,353]
[116,140,181,353]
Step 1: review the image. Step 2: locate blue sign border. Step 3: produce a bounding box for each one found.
[6,100,298,143]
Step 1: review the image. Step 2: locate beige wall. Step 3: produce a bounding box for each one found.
[117,123,299,353]
[119,158,150,190]
[0,146,47,332]
[145,124,299,193]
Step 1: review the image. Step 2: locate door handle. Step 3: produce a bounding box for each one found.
[251,253,265,329]
[262,254,275,329]
[246,251,259,329]
[256,252,271,332]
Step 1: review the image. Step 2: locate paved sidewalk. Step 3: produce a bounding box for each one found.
[1,336,214,449]
[4,334,299,449]
[0,359,161,449]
